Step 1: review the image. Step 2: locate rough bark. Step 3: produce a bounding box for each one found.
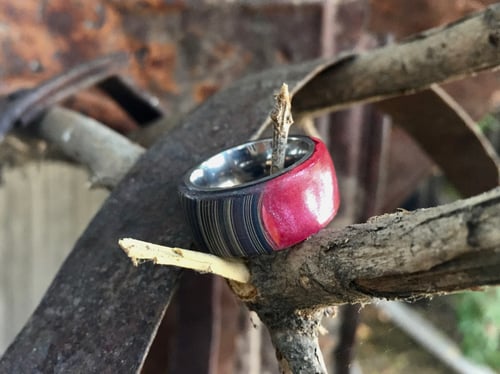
[244,187,500,312]
[262,308,327,374]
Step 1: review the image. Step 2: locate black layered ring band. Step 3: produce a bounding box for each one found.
[179,136,340,257]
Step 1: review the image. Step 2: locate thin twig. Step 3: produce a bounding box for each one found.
[268,83,328,373]
[119,238,250,283]
[270,83,294,174]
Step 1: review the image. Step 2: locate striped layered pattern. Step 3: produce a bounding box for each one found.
[179,191,275,257]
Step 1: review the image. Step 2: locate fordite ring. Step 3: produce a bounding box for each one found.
[179,136,340,257]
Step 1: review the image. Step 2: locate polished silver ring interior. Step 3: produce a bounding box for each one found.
[185,136,314,191]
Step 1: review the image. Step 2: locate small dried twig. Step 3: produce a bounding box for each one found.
[267,83,329,374]
[270,83,294,174]
[118,238,250,283]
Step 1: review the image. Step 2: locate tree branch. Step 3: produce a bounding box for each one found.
[242,187,500,312]
[262,309,327,374]
[270,83,294,174]
[293,3,500,116]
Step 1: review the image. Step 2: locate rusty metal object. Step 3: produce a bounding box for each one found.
[0,1,324,128]
[0,54,165,188]
[0,57,348,373]
[1,1,497,127]
[96,76,164,126]
[376,86,500,198]
[0,3,334,372]
[0,52,167,140]
[369,0,500,37]
[61,89,140,133]
[0,53,128,138]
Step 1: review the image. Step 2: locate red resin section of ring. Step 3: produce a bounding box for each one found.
[260,138,339,250]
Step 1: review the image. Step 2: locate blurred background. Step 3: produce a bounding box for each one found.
[0,1,499,373]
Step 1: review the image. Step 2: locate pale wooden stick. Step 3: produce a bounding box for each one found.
[270,83,294,174]
[118,238,250,283]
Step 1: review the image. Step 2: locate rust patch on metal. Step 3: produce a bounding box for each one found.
[130,41,179,95]
[62,89,138,133]
[193,81,220,103]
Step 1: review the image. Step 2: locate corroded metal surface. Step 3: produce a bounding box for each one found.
[0,53,127,138]
[0,3,326,373]
[376,87,500,198]
[0,1,323,124]
[1,1,498,122]
[0,56,349,372]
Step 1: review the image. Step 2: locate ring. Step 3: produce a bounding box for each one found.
[179,136,339,257]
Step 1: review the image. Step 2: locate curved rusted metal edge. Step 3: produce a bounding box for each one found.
[0,57,349,373]
[0,53,127,139]
[375,85,500,198]
[0,52,164,141]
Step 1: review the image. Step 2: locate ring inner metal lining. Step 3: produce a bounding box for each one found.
[186,136,314,191]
